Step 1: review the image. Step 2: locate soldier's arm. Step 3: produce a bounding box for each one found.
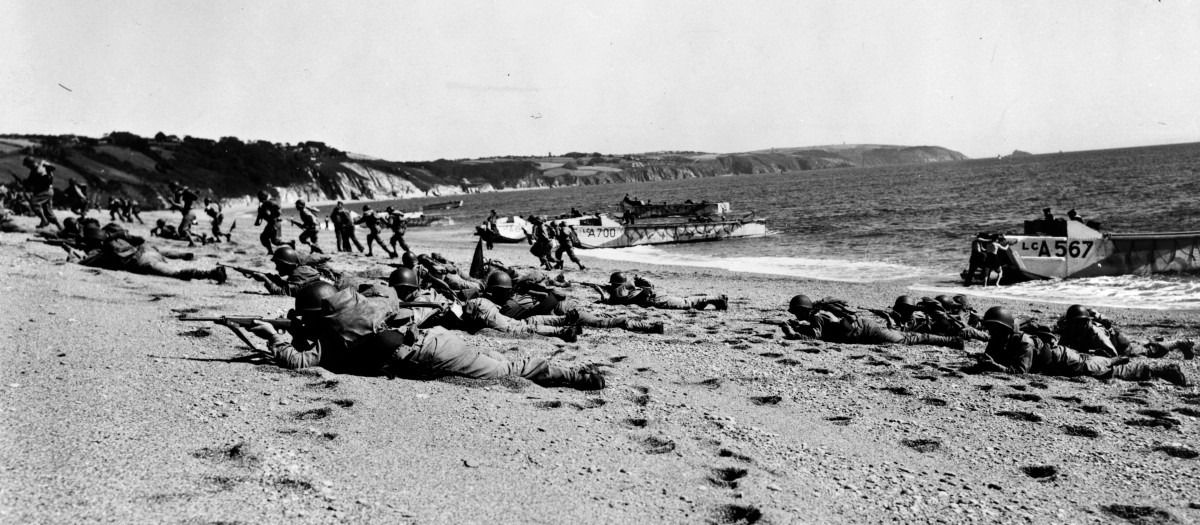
[250,322,322,369]
[1090,325,1119,358]
[782,318,820,340]
[258,274,290,295]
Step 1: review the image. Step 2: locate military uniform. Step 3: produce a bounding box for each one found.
[76,237,226,283]
[204,202,227,242]
[529,220,558,270]
[255,197,286,254]
[598,278,727,310]
[386,212,410,253]
[783,310,962,349]
[500,290,661,333]
[22,158,60,229]
[296,205,322,252]
[982,331,1187,385]
[552,224,584,270]
[259,254,356,296]
[1056,313,1193,359]
[355,210,396,257]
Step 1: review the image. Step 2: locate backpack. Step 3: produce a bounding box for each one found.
[1018,319,1059,347]
[812,298,858,320]
[320,289,403,349]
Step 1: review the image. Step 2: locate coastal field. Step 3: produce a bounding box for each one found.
[1,206,1198,524]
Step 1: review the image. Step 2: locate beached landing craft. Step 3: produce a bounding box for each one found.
[556,199,768,249]
[475,215,532,244]
[972,217,1200,282]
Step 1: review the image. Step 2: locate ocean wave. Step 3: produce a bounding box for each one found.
[581,245,929,283]
[911,275,1200,311]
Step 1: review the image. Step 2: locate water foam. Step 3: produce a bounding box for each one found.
[912,275,1200,311]
[581,245,929,283]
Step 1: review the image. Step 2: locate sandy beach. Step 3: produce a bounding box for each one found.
[2,208,1198,524]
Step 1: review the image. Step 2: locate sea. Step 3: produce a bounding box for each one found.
[355,142,1200,310]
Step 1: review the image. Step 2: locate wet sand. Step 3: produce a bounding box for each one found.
[1,207,1198,523]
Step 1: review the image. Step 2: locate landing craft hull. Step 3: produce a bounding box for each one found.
[985,221,1200,281]
[620,198,730,219]
[569,218,769,249]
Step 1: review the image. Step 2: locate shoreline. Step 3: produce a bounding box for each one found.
[2,210,1198,523]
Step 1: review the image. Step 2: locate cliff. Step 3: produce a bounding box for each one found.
[0,133,967,208]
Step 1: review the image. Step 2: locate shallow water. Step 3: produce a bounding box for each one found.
[339,142,1200,309]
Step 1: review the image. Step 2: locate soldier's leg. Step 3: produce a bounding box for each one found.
[552,302,623,329]
[397,329,601,389]
[858,321,962,349]
[1143,340,1194,359]
[562,245,585,270]
[347,229,365,252]
[649,295,728,310]
[132,251,223,282]
[464,300,576,341]
[133,212,144,225]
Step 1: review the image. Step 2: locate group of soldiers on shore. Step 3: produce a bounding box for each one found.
[778,293,1192,386]
[6,155,1193,391]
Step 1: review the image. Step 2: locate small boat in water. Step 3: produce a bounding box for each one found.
[421,200,463,211]
[621,195,730,220]
[968,217,1200,282]
[554,212,768,249]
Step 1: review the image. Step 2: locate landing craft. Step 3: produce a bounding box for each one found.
[552,198,768,249]
[966,217,1200,283]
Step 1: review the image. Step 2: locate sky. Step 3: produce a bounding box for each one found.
[3,1,1199,161]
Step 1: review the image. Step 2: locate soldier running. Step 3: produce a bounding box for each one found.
[254,191,290,255]
[974,306,1188,386]
[552,221,585,270]
[18,156,61,230]
[203,198,231,242]
[293,200,324,254]
[385,206,410,254]
[355,204,396,258]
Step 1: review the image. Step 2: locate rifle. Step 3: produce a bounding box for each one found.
[218,263,267,276]
[179,314,293,352]
[27,237,69,246]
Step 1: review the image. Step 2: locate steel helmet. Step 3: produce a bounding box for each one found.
[295,199,305,207]
[934,295,954,309]
[400,251,417,269]
[981,306,1016,332]
[294,282,337,314]
[271,246,300,267]
[388,267,420,297]
[788,294,814,316]
[486,271,513,293]
[257,191,269,200]
[1065,304,1090,320]
[82,223,106,242]
[62,217,78,229]
[362,204,371,212]
[894,295,917,312]
[609,272,628,285]
[156,218,166,227]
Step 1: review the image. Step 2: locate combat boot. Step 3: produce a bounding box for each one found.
[572,367,606,390]
[1152,363,1190,386]
[711,295,729,311]
[624,320,665,334]
[210,266,228,284]
[537,325,581,343]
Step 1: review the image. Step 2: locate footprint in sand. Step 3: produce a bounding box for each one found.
[532,400,563,410]
[826,416,853,426]
[759,352,784,358]
[711,504,764,525]
[883,386,913,396]
[708,467,749,489]
[1021,465,1059,481]
[639,436,676,454]
[624,418,649,428]
[901,438,942,453]
[718,448,754,463]
[569,398,606,410]
[922,397,948,407]
[294,407,333,421]
[750,395,782,406]
[996,411,1042,423]
[1154,445,1198,459]
[1004,393,1042,402]
[1052,395,1082,404]
[1101,505,1179,525]
[177,327,213,338]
